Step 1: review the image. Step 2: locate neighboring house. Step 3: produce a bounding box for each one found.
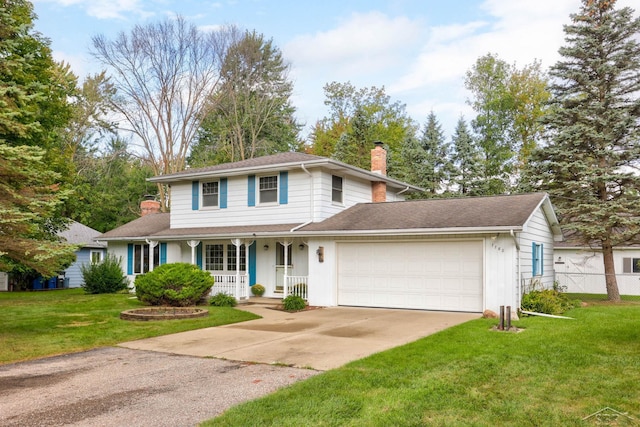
[99,145,562,313]
[554,231,640,296]
[58,221,107,288]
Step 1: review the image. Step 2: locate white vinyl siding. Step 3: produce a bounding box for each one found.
[519,207,556,289]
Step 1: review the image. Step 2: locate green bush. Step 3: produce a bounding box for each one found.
[210,292,237,307]
[134,263,214,306]
[282,295,306,312]
[251,284,265,296]
[81,254,128,294]
[521,289,579,315]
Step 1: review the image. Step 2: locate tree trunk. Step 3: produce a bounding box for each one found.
[602,241,621,302]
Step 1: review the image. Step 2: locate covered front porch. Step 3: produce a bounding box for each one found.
[182,237,309,302]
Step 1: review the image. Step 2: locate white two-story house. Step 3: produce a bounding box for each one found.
[99,144,562,313]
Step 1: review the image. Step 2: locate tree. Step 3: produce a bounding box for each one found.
[465,54,550,193]
[0,144,76,277]
[419,111,453,195]
[311,82,415,175]
[190,30,301,167]
[91,17,236,209]
[531,0,640,301]
[450,116,483,195]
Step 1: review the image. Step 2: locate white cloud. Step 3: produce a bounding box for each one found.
[34,0,152,20]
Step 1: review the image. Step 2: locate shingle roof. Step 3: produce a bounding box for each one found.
[299,193,549,232]
[99,213,170,240]
[58,221,106,248]
[151,152,325,180]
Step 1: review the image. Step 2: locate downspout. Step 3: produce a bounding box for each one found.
[291,163,314,233]
[510,230,521,308]
[396,186,410,200]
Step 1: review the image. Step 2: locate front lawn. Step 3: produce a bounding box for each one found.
[0,289,259,365]
[204,302,640,426]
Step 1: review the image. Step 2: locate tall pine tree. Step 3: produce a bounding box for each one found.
[450,117,483,195]
[532,0,640,301]
[419,111,453,195]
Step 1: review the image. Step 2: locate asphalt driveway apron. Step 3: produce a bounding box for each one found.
[119,303,479,371]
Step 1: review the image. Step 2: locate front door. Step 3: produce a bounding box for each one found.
[275,242,292,293]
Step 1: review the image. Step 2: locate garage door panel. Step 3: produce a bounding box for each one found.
[338,241,483,312]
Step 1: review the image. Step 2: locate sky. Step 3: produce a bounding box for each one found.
[32,0,638,140]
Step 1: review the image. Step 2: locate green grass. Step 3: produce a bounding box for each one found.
[204,302,640,426]
[0,289,259,365]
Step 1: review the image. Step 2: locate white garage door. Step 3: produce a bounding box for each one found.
[337,241,483,312]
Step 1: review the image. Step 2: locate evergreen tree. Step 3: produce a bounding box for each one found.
[450,117,483,195]
[531,0,640,301]
[419,111,453,195]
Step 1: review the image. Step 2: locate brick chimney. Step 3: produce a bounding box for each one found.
[371,141,387,203]
[140,196,161,216]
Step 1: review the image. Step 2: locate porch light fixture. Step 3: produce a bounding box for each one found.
[298,244,305,250]
[263,244,269,251]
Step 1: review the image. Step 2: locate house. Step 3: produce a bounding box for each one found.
[554,231,640,295]
[99,145,562,313]
[57,221,107,288]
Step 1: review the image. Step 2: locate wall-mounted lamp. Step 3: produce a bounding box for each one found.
[298,243,305,250]
[263,244,269,251]
[316,246,324,263]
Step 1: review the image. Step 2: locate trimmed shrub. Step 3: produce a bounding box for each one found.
[251,284,265,296]
[209,292,237,307]
[521,289,579,315]
[134,263,214,307]
[282,295,306,312]
[81,254,128,294]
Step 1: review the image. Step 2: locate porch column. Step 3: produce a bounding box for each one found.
[280,240,291,298]
[145,239,158,271]
[186,240,200,265]
[231,238,242,298]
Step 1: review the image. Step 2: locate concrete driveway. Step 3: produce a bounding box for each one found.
[119,301,478,371]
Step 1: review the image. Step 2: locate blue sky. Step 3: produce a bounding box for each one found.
[32,0,637,139]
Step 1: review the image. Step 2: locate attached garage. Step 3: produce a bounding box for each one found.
[337,240,483,312]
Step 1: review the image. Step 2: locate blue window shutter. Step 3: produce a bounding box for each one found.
[248,175,256,207]
[532,242,538,276]
[160,242,167,265]
[249,242,257,285]
[279,171,288,205]
[540,243,544,276]
[220,178,228,209]
[127,244,133,275]
[192,181,199,210]
[196,242,203,269]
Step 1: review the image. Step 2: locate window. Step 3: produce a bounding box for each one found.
[532,242,543,276]
[332,175,343,203]
[205,244,224,271]
[202,181,219,207]
[227,244,246,271]
[204,243,246,271]
[133,244,159,274]
[623,258,640,273]
[90,250,103,264]
[259,175,278,204]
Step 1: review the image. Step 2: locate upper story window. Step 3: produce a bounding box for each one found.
[332,175,343,204]
[259,175,278,204]
[202,181,219,207]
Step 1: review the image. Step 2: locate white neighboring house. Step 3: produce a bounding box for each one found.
[99,146,562,313]
[58,221,107,288]
[554,232,640,296]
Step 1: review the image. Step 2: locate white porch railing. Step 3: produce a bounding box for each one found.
[210,274,249,300]
[285,276,308,300]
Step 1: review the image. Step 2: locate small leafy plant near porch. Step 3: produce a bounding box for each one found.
[250,284,265,296]
[81,254,128,294]
[135,263,214,306]
[282,295,306,312]
[521,289,579,315]
[209,292,237,307]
